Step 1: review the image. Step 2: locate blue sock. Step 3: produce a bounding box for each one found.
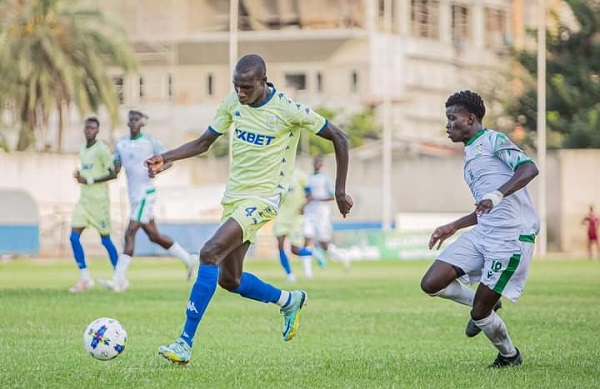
[101,236,119,268]
[69,231,86,269]
[297,247,312,256]
[231,272,281,304]
[180,264,219,347]
[279,249,292,275]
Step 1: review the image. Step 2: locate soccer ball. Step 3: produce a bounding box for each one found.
[83,317,127,360]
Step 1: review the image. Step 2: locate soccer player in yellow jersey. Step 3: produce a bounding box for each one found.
[147,54,353,365]
[68,117,119,293]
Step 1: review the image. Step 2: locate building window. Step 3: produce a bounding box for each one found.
[207,74,213,96]
[113,76,124,104]
[411,0,440,40]
[139,76,144,100]
[451,4,470,45]
[316,72,322,92]
[484,8,507,48]
[350,70,358,92]
[284,73,306,90]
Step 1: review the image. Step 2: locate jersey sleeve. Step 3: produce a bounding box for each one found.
[209,93,235,135]
[285,98,328,135]
[492,132,534,171]
[113,141,122,164]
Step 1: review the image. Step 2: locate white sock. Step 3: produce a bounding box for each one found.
[168,242,192,265]
[434,280,475,306]
[114,254,131,282]
[329,244,351,269]
[80,268,91,281]
[277,290,291,307]
[301,255,313,278]
[474,311,517,357]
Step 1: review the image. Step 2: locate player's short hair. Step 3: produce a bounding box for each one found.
[128,109,149,125]
[445,90,486,122]
[235,54,267,78]
[85,117,100,128]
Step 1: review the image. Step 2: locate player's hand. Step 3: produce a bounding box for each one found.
[475,199,494,216]
[145,154,165,178]
[73,170,86,184]
[335,192,353,218]
[428,223,458,250]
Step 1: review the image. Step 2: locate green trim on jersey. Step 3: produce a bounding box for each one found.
[136,197,147,222]
[465,129,487,146]
[513,158,534,170]
[519,234,536,243]
[493,253,521,294]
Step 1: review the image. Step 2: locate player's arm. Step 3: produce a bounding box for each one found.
[429,212,478,250]
[146,129,220,175]
[316,121,353,217]
[475,161,539,216]
[88,166,118,184]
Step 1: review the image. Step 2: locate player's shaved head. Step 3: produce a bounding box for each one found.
[235,54,267,78]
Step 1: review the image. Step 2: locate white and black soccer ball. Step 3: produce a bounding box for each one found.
[83,317,127,361]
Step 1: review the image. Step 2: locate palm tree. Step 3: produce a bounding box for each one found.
[0,0,136,151]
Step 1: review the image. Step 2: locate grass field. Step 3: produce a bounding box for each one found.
[0,257,598,388]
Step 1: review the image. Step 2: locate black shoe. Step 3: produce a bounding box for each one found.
[465,299,502,337]
[489,348,523,368]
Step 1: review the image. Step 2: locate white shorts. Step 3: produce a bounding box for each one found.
[438,228,535,302]
[303,214,333,242]
[129,189,156,224]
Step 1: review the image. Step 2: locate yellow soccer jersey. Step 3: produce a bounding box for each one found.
[79,140,113,201]
[209,83,327,204]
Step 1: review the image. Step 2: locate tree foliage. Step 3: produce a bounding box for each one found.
[509,0,600,148]
[0,0,136,151]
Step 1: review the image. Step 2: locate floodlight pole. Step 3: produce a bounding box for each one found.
[536,0,547,258]
[382,0,393,232]
[228,0,239,163]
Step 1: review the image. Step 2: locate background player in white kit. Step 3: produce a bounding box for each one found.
[420,90,539,368]
[303,155,349,273]
[100,110,196,292]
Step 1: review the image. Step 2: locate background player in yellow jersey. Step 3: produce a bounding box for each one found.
[68,117,119,293]
[273,167,314,281]
[147,54,353,365]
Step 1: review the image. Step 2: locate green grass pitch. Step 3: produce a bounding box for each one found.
[0,257,598,388]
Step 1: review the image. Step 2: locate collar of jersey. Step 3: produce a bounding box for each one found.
[248,83,276,108]
[465,128,486,146]
[130,132,144,140]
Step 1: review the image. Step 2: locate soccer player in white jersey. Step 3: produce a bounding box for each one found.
[146,54,353,365]
[420,90,539,368]
[272,167,313,281]
[99,110,196,292]
[68,117,119,293]
[303,155,350,272]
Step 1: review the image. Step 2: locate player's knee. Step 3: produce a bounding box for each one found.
[218,275,240,291]
[146,232,161,243]
[199,244,221,265]
[420,276,442,296]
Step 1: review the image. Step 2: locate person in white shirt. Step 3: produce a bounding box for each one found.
[302,155,349,274]
[420,90,539,368]
[100,110,196,292]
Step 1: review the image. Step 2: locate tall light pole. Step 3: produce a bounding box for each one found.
[536,0,547,257]
[382,0,393,231]
[228,0,239,163]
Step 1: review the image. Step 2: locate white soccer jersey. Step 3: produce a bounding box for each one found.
[304,172,334,217]
[464,129,540,239]
[114,133,166,203]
